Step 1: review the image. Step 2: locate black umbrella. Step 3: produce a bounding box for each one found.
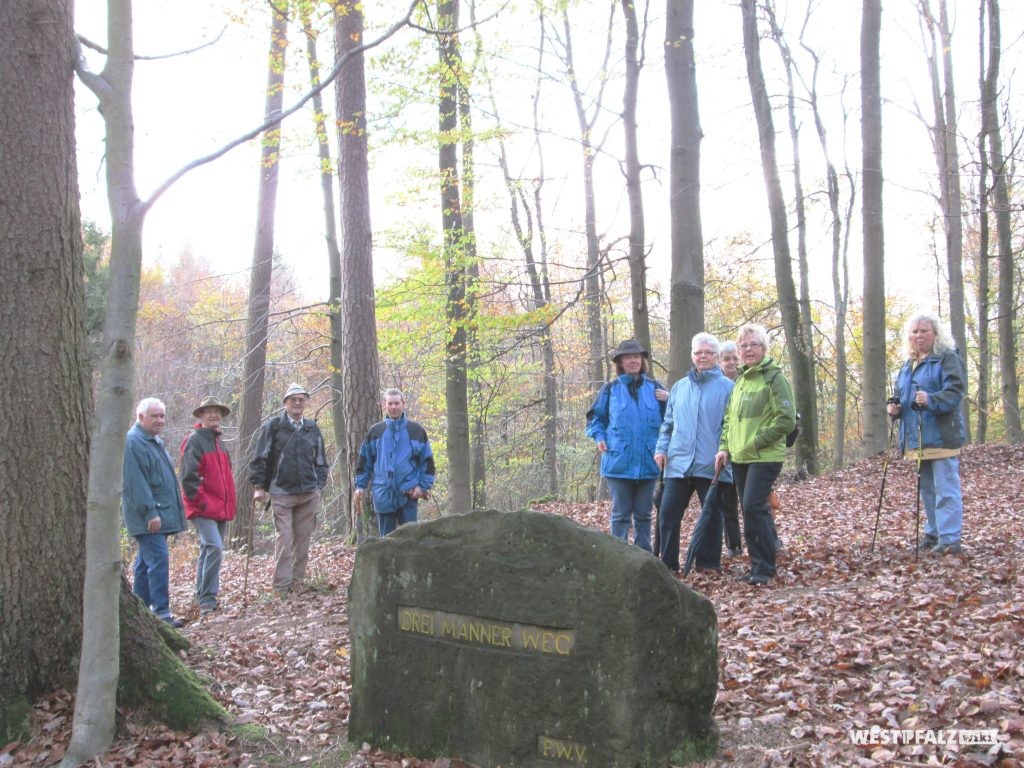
[682,474,724,576]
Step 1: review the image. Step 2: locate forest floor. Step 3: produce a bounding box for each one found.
[5,444,1024,768]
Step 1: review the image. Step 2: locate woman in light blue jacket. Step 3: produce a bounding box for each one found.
[586,339,668,552]
[655,333,733,572]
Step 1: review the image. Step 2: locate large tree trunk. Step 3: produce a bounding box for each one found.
[621,0,651,353]
[860,0,888,455]
[982,0,1022,443]
[740,0,817,473]
[234,8,289,544]
[664,0,703,386]
[0,0,89,741]
[301,10,348,530]
[335,1,383,536]
[439,0,473,512]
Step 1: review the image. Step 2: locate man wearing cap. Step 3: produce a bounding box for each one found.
[123,397,187,627]
[249,383,329,594]
[179,396,237,615]
[586,339,669,552]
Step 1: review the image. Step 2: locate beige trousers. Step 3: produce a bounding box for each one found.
[270,489,320,589]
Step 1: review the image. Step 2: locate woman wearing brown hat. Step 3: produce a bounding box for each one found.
[586,339,669,552]
[179,396,237,615]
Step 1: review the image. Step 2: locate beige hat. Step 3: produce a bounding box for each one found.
[192,396,231,418]
[282,382,310,403]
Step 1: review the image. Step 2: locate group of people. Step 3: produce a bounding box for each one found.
[123,384,434,626]
[587,312,966,586]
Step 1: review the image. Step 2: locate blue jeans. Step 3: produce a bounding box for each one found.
[133,533,171,619]
[378,496,419,537]
[192,518,226,609]
[732,462,782,581]
[657,476,715,571]
[918,456,962,545]
[606,477,656,552]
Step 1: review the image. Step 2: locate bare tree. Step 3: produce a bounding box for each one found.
[621,0,652,352]
[920,0,969,436]
[981,0,1022,442]
[664,0,704,385]
[861,0,888,455]
[740,0,818,473]
[974,0,992,443]
[234,5,289,544]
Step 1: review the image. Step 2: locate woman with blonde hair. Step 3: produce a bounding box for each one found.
[715,324,796,585]
[886,311,966,555]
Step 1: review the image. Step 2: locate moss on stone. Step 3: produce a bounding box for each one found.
[0,695,31,744]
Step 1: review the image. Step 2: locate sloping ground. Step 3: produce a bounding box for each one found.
[5,444,1023,767]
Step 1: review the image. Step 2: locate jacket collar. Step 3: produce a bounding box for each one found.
[688,365,723,384]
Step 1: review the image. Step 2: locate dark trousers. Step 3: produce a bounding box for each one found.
[657,476,713,572]
[733,462,783,580]
[719,481,742,551]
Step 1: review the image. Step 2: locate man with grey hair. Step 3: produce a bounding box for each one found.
[355,388,436,536]
[123,397,187,627]
[250,383,329,595]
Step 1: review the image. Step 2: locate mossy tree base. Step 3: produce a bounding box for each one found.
[117,579,227,730]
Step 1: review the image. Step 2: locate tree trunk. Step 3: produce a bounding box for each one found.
[621,0,651,353]
[234,7,289,544]
[765,3,819,474]
[665,0,703,386]
[922,0,969,438]
[982,0,1022,442]
[302,9,349,530]
[799,32,852,469]
[860,0,888,455]
[335,1,383,536]
[740,0,817,473]
[561,6,613,391]
[439,0,473,513]
[975,0,991,444]
[0,0,89,741]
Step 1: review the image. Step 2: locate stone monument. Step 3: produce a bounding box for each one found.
[348,508,718,766]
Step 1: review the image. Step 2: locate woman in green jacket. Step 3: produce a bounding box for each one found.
[715,324,796,585]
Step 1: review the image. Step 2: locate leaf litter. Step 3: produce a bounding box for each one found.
[7,444,1022,767]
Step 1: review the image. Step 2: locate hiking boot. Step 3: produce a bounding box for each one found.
[915,535,938,552]
[930,542,963,556]
[163,616,185,629]
[726,548,743,558]
[199,604,217,616]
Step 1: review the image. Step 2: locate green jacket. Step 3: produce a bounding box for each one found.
[719,357,797,464]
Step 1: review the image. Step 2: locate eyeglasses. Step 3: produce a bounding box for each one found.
[738,341,764,350]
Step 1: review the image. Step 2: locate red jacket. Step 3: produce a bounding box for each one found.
[179,424,237,522]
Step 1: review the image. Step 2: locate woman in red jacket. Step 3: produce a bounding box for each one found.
[180,396,237,615]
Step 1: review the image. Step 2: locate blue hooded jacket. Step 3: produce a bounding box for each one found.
[355,413,436,514]
[586,373,665,480]
[656,365,733,482]
[895,349,966,452]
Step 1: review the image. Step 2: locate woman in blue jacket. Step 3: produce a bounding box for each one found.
[586,339,668,552]
[655,333,733,572]
[887,312,966,555]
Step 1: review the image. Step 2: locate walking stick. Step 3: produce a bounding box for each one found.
[242,498,262,609]
[870,412,898,553]
[913,413,924,562]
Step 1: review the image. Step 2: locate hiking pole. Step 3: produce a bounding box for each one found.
[912,392,924,562]
[870,399,900,553]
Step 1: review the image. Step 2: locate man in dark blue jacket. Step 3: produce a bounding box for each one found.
[354,389,436,536]
[250,383,329,594]
[123,397,187,627]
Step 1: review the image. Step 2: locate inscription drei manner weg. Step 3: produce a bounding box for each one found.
[397,605,576,656]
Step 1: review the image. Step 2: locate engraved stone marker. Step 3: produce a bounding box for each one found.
[349,509,718,766]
